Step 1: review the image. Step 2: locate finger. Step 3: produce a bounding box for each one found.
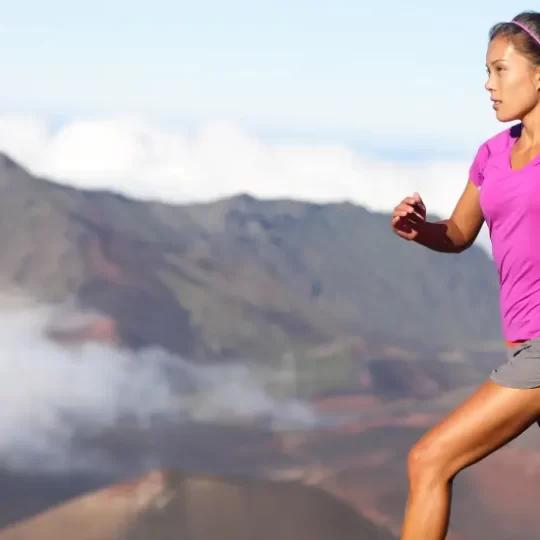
[392,206,409,218]
[397,203,417,214]
[395,214,424,233]
[414,199,426,212]
[394,217,414,233]
[395,226,418,239]
[402,197,418,206]
[403,202,426,219]
[405,212,424,225]
[394,228,417,240]
[392,216,411,230]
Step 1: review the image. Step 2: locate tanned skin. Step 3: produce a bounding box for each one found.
[391,31,540,540]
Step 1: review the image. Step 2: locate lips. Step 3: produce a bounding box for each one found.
[492,99,502,109]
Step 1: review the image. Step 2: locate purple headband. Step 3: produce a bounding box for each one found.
[509,20,540,47]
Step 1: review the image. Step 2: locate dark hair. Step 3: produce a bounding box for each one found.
[489,11,540,66]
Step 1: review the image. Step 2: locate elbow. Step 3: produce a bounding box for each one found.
[453,238,476,254]
[446,220,477,254]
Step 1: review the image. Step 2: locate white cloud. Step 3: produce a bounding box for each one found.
[0,113,492,252]
[0,301,318,472]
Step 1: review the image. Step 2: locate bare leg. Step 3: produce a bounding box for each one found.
[401,379,540,540]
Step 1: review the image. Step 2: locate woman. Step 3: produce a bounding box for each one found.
[391,10,540,540]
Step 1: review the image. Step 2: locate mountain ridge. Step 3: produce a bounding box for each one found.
[0,151,501,365]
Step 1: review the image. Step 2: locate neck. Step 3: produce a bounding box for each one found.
[519,105,540,145]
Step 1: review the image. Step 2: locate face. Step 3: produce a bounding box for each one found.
[485,35,540,122]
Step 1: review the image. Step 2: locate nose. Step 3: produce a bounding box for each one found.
[485,73,496,93]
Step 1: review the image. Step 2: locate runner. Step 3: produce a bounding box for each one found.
[391,10,540,540]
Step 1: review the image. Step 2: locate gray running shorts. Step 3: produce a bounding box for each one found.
[491,338,540,389]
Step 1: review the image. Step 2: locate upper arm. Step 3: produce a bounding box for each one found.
[445,142,489,250]
[448,180,485,249]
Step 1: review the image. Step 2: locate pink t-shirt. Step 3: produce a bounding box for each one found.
[469,123,540,341]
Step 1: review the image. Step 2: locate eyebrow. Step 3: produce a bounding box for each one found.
[486,58,507,66]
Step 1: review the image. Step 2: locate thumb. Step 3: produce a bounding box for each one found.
[413,192,424,206]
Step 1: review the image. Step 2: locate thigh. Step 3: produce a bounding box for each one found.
[415,379,540,476]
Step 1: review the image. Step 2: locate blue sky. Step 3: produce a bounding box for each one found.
[0,1,521,148]
[0,1,530,255]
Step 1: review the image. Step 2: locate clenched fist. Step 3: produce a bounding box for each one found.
[391,192,427,241]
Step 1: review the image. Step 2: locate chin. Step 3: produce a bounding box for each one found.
[495,110,520,123]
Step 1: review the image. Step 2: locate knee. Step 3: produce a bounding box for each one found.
[407,438,454,487]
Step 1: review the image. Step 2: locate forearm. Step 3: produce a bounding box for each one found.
[413,219,468,253]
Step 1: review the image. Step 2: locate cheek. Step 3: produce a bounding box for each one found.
[504,73,522,90]
[503,74,535,102]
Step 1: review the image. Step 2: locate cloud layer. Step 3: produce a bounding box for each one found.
[0,113,491,251]
[0,301,319,472]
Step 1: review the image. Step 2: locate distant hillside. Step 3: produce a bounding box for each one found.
[0,469,396,540]
[0,152,501,363]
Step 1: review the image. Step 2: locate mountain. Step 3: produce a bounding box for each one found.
[0,469,111,530]
[0,469,396,540]
[0,152,519,539]
[2,407,539,540]
[0,152,501,367]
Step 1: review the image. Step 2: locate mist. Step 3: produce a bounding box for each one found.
[0,300,320,473]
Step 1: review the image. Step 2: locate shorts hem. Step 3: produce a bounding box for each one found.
[489,371,540,390]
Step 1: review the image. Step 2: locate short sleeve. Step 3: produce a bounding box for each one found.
[468,142,489,188]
